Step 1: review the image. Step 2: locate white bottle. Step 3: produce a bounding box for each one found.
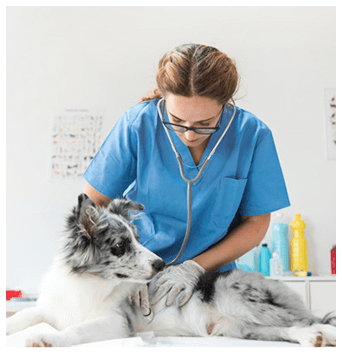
[270,252,284,276]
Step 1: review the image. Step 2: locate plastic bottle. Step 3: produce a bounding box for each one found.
[272,212,289,272]
[331,245,336,274]
[290,214,308,272]
[259,243,271,276]
[270,252,284,276]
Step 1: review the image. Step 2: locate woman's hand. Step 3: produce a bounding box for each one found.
[150,260,205,307]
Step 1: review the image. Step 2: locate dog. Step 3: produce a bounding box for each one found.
[6,194,336,347]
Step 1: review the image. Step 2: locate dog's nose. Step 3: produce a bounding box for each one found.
[152,259,165,273]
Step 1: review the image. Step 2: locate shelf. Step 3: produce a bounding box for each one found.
[269,275,336,281]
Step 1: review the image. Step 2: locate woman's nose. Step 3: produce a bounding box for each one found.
[184,129,198,140]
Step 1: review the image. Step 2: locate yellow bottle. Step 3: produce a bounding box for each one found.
[290,214,308,272]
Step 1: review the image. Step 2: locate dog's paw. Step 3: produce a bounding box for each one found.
[25,333,72,347]
[299,325,336,347]
[318,324,336,346]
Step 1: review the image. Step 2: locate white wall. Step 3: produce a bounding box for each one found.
[6,6,336,293]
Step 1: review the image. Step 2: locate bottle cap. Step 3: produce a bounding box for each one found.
[273,212,283,223]
[262,243,267,247]
[290,213,306,230]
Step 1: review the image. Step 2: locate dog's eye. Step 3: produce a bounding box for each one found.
[115,242,124,249]
[110,242,125,257]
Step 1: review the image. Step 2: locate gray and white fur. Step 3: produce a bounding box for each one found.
[6,194,336,347]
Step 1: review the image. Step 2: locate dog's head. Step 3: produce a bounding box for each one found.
[63,194,165,282]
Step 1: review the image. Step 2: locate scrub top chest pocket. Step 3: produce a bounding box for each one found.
[213,177,247,228]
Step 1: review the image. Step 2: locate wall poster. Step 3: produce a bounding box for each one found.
[324,88,336,160]
[50,109,103,180]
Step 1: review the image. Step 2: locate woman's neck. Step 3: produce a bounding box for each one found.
[188,139,210,166]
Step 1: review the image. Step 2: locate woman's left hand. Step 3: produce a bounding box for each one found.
[150,260,205,307]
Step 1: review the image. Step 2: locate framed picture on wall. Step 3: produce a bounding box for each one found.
[324,88,336,161]
[49,109,104,180]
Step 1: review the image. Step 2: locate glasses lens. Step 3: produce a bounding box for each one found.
[193,128,218,134]
[164,123,219,134]
[164,123,187,132]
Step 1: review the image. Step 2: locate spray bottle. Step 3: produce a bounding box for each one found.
[290,214,308,273]
[272,212,289,272]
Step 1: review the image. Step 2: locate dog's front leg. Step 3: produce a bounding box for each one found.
[25,314,131,347]
[6,307,46,335]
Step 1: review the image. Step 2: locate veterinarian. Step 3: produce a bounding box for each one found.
[83,44,290,310]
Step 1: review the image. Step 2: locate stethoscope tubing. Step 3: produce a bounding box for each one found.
[157,98,236,266]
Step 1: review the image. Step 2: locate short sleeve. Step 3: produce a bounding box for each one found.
[239,130,290,215]
[83,111,137,198]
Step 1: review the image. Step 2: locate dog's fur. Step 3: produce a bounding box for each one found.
[6,194,336,347]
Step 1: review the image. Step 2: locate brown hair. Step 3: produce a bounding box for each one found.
[140,44,239,105]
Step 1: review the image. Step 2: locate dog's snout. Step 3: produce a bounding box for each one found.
[152,259,165,273]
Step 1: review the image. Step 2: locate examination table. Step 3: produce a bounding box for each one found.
[6,322,300,347]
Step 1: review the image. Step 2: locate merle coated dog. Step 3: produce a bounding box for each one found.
[6,194,336,347]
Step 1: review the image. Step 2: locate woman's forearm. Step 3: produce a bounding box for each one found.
[83,182,112,207]
[193,213,271,272]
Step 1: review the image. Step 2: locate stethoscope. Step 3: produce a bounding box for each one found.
[157,98,236,266]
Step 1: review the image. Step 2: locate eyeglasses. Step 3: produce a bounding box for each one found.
[161,103,224,135]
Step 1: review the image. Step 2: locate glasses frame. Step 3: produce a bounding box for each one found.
[161,102,224,135]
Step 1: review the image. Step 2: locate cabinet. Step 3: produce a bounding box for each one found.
[309,281,336,317]
[271,275,336,318]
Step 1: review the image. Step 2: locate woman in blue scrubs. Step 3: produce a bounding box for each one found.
[83,44,290,309]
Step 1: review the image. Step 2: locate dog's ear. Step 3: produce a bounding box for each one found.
[77,193,90,206]
[107,197,144,220]
[64,194,107,271]
[68,193,107,238]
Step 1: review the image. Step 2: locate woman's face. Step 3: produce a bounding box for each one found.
[164,94,223,148]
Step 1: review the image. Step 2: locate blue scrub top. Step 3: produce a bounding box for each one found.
[84,99,290,272]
